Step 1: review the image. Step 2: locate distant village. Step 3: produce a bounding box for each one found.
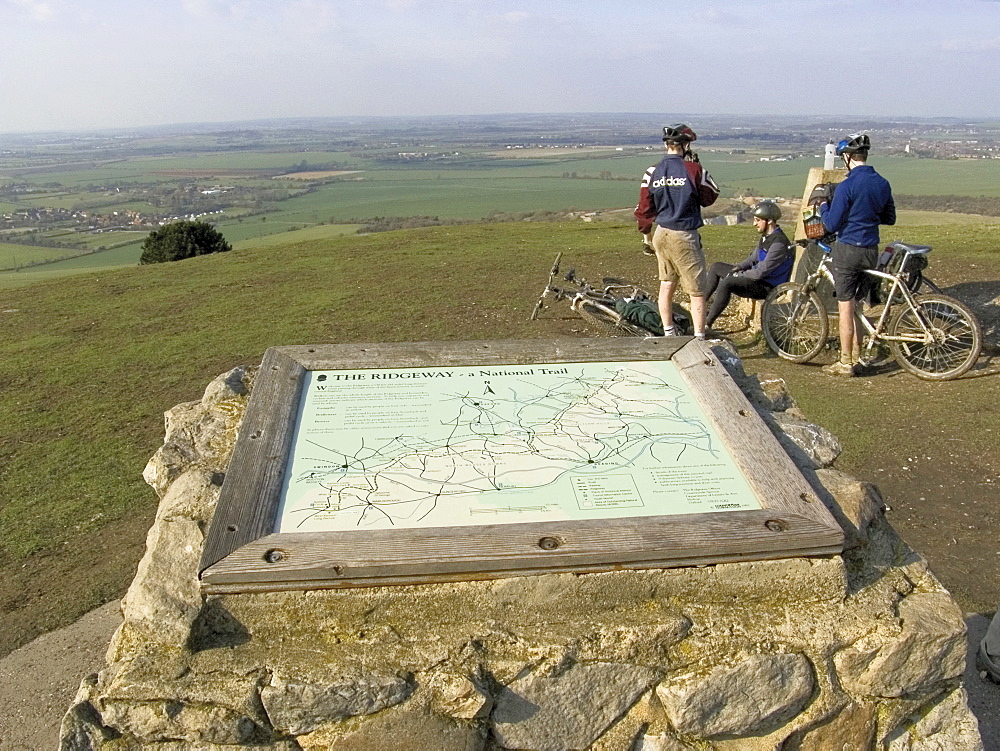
[0,202,224,234]
[0,181,252,246]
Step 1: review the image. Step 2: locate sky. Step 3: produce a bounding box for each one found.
[1,0,999,133]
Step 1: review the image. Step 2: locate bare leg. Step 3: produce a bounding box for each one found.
[853,312,866,361]
[658,280,677,335]
[838,299,855,364]
[689,295,706,337]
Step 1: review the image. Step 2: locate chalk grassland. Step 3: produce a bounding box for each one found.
[1,219,998,659]
[5,209,996,290]
[236,222,361,248]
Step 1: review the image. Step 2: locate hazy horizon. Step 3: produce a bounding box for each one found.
[2,0,999,134]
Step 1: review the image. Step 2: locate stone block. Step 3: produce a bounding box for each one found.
[201,366,249,406]
[429,673,493,720]
[814,467,885,550]
[98,701,261,745]
[884,688,984,751]
[119,516,204,648]
[770,411,842,469]
[299,697,484,751]
[155,467,223,524]
[835,592,966,699]
[784,699,876,751]
[492,661,660,751]
[656,652,815,738]
[99,667,268,745]
[260,671,415,735]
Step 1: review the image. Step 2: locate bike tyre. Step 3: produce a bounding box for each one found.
[761,283,829,363]
[887,294,982,380]
[576,301,650,337]
[914,272,942,294]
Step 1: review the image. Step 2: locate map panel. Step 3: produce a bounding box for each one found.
[275,360,761,533]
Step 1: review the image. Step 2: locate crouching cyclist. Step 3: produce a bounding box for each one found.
[704,200,792,330]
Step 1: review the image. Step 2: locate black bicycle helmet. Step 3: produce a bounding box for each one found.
[835,133,871,156]
[662,124,697,143]
[751,201,782,222]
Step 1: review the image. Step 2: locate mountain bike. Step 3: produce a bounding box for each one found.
[529,253,687,336]
[761,240,982,381]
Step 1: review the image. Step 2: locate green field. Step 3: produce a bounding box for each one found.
[0,242,89,269]
[7,144,1000,289]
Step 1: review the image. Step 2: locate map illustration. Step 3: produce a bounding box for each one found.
[274,360,761,533]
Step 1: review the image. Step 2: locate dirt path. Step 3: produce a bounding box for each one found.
[0,601,120,750]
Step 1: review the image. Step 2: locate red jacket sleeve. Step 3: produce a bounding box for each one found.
[686,161,720,207]
[634,166,656,234]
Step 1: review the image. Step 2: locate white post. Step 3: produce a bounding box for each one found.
[824,141,836,170]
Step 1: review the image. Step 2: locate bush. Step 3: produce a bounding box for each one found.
[139,221,232,264]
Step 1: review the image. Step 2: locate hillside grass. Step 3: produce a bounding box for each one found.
[1,220,998,655]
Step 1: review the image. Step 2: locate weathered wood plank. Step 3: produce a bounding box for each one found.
[276,337,688,371]
[673,340,842,531]
[203,548,842,595]
[200,508,842,589]
[199,348,306,572]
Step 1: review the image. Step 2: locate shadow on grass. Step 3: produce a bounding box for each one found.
[937,279,1000,350]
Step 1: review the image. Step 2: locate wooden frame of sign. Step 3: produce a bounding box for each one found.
[198,338,843,594]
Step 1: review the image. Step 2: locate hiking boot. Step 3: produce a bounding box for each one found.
[821,361,856,377]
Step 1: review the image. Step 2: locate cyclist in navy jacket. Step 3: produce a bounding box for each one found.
[818,133,896,376]
[704,201,792,329]
[635,124,719,339]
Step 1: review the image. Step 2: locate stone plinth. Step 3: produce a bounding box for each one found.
[60,352,984,750]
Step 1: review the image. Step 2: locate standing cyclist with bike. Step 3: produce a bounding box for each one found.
[818,133,896,376]
[635,124,720,339]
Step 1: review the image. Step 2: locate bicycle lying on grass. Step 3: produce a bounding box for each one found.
[761,240,982,381]
[529,253,689,336]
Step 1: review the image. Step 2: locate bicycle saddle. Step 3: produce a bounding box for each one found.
[887,242,932,254]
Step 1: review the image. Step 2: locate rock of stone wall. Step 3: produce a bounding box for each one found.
[60,354,984,751]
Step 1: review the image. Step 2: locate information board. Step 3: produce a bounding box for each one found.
[276,360,760,534]
[199,338,843,593]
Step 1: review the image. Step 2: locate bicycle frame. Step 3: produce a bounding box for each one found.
[530,253,661,336]
[762,240,980,378]
[803,241,941,357]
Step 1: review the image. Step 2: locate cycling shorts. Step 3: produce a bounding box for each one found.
[832,241,878,302]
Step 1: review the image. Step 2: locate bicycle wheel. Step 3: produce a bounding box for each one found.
[761,283,829,363]
[887,294,982,380]
[576,301,649,337]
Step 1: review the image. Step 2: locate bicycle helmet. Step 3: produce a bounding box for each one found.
[662,124,697,143]
[835,133,871,156]
[751,200,782,222]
